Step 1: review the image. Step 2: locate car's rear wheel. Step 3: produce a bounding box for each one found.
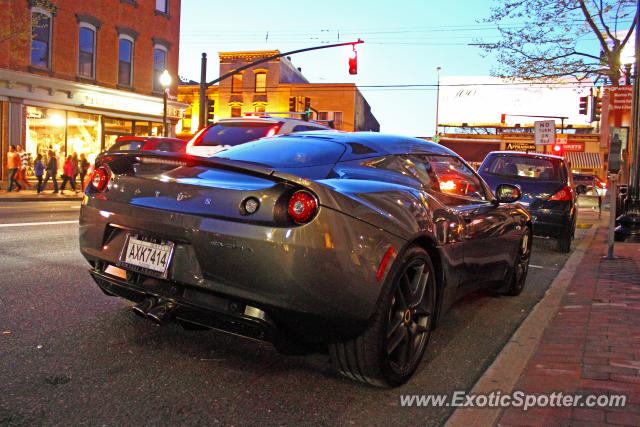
[329,246,436,387]
[557,217,575,253]
[506,227,531,296]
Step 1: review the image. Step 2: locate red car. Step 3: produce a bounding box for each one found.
[108,136,188,153]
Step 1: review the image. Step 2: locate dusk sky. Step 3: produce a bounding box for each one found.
[177,0,610,136]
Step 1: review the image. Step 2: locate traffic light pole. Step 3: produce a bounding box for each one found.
[615,0,640,242]
[197,40,364,130]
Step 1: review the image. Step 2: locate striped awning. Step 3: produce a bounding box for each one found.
[564,152,602,169]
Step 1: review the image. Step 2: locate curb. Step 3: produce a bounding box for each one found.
[444,215,604,427]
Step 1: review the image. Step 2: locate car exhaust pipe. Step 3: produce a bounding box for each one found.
[146,301,175,326]
[132,297,157,319]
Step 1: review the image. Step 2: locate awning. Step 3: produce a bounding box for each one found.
[564,152,602,169]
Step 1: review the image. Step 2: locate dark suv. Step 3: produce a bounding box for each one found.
[478,152,576,252]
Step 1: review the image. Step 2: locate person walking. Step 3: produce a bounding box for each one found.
[79,153,90,191]
[16,145,32,189]
[41,149,59,194]
[6,145,22,192]
[71,152,79,190]
[34,153,45,194]
[60,155,77,194]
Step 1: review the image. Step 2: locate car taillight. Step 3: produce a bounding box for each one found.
[598,181,607,188]
[186,126,209,152]
[265,124,281,138]
[288,190,318,224]
[91,167,110,192]
[549,186,573,201]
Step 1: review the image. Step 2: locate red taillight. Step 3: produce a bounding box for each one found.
[186,126,209,153]
[91,167,110,192]
[549,186,573,201]
[598,181,607,188]
[265,124,281,138]
[288,191,318,224]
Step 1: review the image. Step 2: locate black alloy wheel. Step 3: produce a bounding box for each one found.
[507,227,532,296]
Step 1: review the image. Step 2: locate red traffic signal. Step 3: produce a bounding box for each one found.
[579,96,588,115]
[348,49,357,75]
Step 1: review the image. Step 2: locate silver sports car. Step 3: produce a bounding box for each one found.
[79,131,531,387]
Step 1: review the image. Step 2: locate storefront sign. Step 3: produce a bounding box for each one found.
[505,142,536,152]
[563,142,584,152]
[555,134,568,145]
[82,93,163,117]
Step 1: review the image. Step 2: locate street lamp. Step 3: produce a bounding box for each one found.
[160,69,172,137]
[435,66,441,138]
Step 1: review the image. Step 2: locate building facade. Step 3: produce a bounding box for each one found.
[176,51,379,137]
[0,0,184,180]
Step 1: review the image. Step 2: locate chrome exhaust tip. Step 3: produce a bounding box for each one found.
[146,302,175,325]
[132,297,157,319]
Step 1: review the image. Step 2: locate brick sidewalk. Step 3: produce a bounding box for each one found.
[498,226,640,426]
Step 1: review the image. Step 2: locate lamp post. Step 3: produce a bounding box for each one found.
[435,66,441,138]
[160,69,172,137]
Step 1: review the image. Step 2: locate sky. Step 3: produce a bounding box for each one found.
[176,0,607,137]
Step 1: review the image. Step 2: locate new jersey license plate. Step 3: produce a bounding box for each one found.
[119,234,175,279]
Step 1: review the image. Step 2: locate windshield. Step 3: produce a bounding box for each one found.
[482,155,562,181]
[212,137,346,168]
[198,122,278,147]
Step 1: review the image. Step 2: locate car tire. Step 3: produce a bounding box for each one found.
[506,227,531,296]
[329,246,436,387]
[557,233,571,253]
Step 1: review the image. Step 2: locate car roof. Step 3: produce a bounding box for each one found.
[114,136,186,143]
[216,115,331,128]
[486,151,565,161]
[275,131,458,160]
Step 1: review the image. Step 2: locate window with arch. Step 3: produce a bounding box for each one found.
[255,72,266,93]
[232,73,242,93]
[118,37,133,86]
[153,46,167,92]
[78,25,96,78]
[31,8,52,69]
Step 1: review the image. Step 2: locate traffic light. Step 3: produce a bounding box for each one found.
[206,99,215,125]
[590,96,602,122]
[609,132,623,173]
[348,48,357,75]
[552,144,564,155]
[289,97,296,112]
[500,113,506,124]
[579,96,588,115]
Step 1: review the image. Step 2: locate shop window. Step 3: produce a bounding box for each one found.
[232,74,242,93]
[118,37,134,86]
[231,106,242,117]
[31,9,52,69]
[134,121,151,136]
[67,112,100,164]
[25,106,67,163]
[153,47,167,92]
[78,26,96,78]
[255,72,266,93]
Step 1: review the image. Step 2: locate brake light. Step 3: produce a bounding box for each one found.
[549,186,573,201]
[288,190,318,224]
[598,181,607,188]
[91,167,110,192]
[265,124,280,138]
[186,126,209,152]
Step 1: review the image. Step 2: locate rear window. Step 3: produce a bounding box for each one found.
[110,139,145,151]
[196,122,277,147]
[482,155,562,181]
[212,137,345,168]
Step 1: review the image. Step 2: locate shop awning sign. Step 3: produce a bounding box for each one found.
[534,120,556,145]
[563,142,584,152]
[505,142,536,152]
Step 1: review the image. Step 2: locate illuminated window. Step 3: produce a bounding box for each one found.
[78,26,96,78]
[232,74,242,93]
[255,72,266,93]
[153,47,167,92]
[118,37,133,86]
[31,9,52,68]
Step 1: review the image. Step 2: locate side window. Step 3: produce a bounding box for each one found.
[427,155,487,200]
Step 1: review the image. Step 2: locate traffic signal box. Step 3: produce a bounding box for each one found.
[348,49,357,75]
[206,99,215,125]
[579,96,588,115]
[609,133,623,173]
[590,96,602,122]
[289,97,296,112]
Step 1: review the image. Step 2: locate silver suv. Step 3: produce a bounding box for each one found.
[186,115,332,157]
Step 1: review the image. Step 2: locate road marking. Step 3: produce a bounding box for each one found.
[0,220,78,228]
[529,264,544,269]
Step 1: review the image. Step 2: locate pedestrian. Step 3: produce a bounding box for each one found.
[6,145,22,192]
[60,155,77,194]
[41,149,59,193]
[72,152,79,189]
[34,153,45,194]
[16,145,32,189]
[79,153,90,191]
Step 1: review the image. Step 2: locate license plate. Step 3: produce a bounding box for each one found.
[119,234,175,279]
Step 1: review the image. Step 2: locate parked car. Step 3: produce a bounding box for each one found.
[186,115,332,157]
[108,136,188,153]
[478,151,576,252]
[572,172,607,197]
[80,132,531,387]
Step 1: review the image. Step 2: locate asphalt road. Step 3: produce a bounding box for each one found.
[0,200,600,425]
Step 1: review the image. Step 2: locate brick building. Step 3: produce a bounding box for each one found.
[176,51,379,137]
[0,0,185,180]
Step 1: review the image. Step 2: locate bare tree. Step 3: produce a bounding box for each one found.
[477,0,637,85]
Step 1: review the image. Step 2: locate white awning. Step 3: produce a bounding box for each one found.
[564,152,602,169]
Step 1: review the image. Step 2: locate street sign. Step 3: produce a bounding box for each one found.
[534,120,556,145]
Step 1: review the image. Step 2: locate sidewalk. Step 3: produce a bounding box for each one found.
[448,210,640,426]
[0,179,83,201]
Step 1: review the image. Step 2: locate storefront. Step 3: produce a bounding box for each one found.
[1,68,185,179]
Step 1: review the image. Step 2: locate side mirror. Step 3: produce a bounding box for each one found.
[495,184,522,203]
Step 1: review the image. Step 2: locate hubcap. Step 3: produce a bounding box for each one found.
[386,258,434,374]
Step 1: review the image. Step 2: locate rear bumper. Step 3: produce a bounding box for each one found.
[530,208,573,237]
